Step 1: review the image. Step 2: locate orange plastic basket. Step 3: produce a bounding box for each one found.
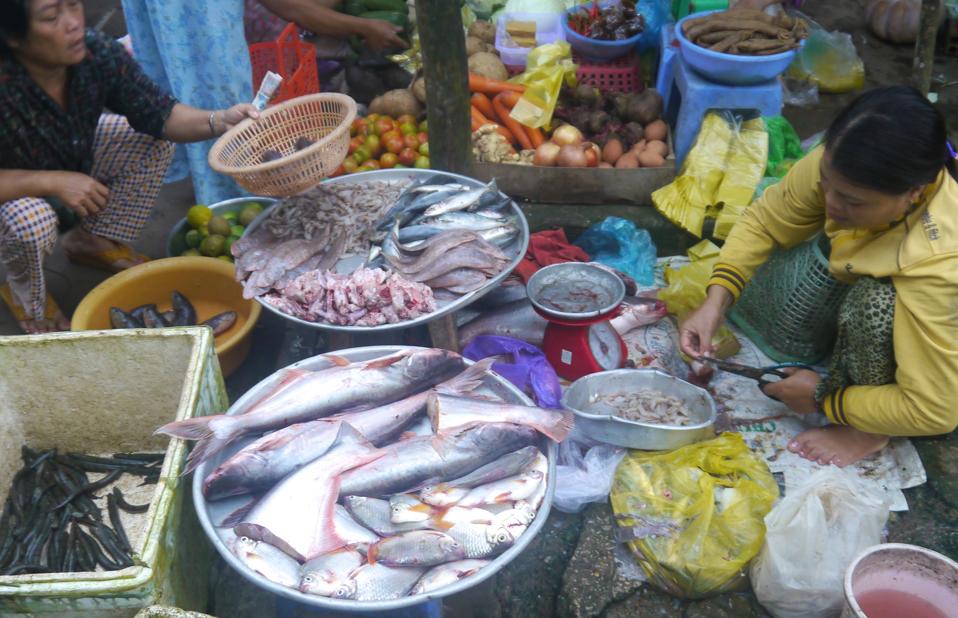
[249,23,320,105]
[208,93,357,196]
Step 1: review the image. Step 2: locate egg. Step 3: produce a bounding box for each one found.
[637,150,666,167]
[646,140,669,158]
[644,119,668,142]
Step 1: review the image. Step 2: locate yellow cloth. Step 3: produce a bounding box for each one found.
[707,147,958,437]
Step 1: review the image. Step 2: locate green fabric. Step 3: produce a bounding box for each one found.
[763,115,803,178]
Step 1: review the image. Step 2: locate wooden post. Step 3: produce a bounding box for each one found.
[415,0,472,352]
[913,0,944,95]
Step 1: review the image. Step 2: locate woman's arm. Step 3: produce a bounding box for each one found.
[0,169,109,216]
[259,0,406,50]
[162,103,260,143]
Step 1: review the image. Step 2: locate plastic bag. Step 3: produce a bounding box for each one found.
[509,41,578,129]
[610,433,779,599]
[750,467,891,618]
[713,117,768,240]
[553,439,627,513]
[573,216,657,286]
[786,19,864,94]
[763,116,803,178]
[634,0,672,52]
[462,335,563,408]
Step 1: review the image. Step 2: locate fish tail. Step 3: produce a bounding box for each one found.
[436,358,494,396]
[535,409,576,443]
[156,415,241,475]
[182,429,239,475]
[155,415,218,441]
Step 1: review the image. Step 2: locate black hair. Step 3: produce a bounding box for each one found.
[0,0,31,58]
[825,85,957,195]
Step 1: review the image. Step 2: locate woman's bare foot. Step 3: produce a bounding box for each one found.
[787,425,890,467]
[62,228,146,270]
[20,310,71,334]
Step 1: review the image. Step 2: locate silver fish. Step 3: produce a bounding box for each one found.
[479,224,519,248]
[427,393,574,443]
[389,494,436,524]
[420,446,540,506]
[409,560,490,595]
[338,423,539,497]
[333,562,426,601]
[410,183,471,194]
[446,521,519,559]
[458,299,547,347]
[234,424,383,561]
[411,211,508,231]
[367,530,465,567]
[458,451,548,507]
[342,495,433,537]
[387,244,507,284]
[299,547,364,596]
[333,504,379,549]
[233,536,301,589]
[157,348,464,472]
[421,181,496,218]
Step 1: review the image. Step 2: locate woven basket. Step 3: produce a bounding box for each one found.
[208,93,356,196]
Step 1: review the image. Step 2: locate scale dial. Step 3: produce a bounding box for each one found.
[588,322,624,370]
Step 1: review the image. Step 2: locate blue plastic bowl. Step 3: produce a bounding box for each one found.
[562,3,643,61]
[675,10,801,85]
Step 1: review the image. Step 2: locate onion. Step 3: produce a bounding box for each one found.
[533,142,561,166]
[552,124,584,147]
[556,144,588,168]
[583,143,599,167]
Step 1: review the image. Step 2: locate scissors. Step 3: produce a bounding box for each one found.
[704,359,815,400]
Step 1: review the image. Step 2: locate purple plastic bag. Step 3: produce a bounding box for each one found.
[462,335,562,409]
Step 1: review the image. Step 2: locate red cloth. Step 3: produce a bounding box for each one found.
[515,229,590,283]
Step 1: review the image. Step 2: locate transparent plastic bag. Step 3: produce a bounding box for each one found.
[573,216,657,286]
[750,467,891,618]
[610,433,779,599]
[553,439,627,513]
[635,0,673,52]
[786,18,864,94]
[509,41,578,129]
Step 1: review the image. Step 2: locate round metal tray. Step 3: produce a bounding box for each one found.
[193,345,557,612]
[165,196,280,258]
[244,169,530,333]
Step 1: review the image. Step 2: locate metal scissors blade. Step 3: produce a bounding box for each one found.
[704,359,813,400]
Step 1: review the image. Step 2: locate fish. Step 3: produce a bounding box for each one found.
[141,306,169,328]
[341,496,433,537]
[109,307,140,329]
[202,311,237,336]
[437,506,498,528]
[234,424,383,562]
[409,559,490,595]
[478,224,519,248]
[420,181,496,218]
[202,420,342,500]
[420,446,540,507]
[457,451,547,507]
[427,393,574,443]
[609,297,668,334]
[458,300,547,347]
[170,291,197,326]
[233,536,301,589]
[367,530,465,567]
[332,562,426,601]
[475,279,528,309]
[410,183,471,194]
[389,494,437,524]
[333,505,379,550]
[128,304,156,325]
[243,238,319,299]
[424,268,490,294]
[386,244,507,284]
[156,348,464,472]
[445,520,519,559]
[337,423,539,498]
[299,547,365,596]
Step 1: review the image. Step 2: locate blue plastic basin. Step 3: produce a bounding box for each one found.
[561,2,642,61]
[674,10,800,85]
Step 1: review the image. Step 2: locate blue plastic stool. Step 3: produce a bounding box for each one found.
[656,23,678,109]
[665,56,783,168]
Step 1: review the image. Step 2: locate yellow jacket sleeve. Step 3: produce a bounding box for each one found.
[708,147,827,301]
[821,258,958,436]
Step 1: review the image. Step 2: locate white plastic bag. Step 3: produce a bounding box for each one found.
[749,466,891,618]
[552,439,626,513]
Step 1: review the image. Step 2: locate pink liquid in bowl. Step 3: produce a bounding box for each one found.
[856,589,950,618]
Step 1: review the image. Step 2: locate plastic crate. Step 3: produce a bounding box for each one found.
[575,52,644,93]
[249,23,319,105]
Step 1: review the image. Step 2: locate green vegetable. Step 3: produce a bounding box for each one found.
[360,10,408,30]
[344,0,367,15]
[363,0,407,11]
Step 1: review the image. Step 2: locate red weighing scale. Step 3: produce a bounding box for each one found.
[527,263,628,381]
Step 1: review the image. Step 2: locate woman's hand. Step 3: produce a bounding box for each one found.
[48,171,109,217]
[679,287,733,358]
[360,19,407,51]
[214,104,260,135]
[762,368,822,414]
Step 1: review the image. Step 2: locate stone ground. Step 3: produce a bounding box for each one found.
[3,1,957,616]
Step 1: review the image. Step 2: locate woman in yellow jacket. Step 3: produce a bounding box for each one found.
[680,86,958,467]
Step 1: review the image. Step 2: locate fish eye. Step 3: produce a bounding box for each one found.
[303,576,314,584]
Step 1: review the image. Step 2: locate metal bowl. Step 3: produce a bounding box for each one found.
[243,169,530,333]
[165,196,279,258]
[527,262,625,320]
[193,345,557,612]
[562,369,716,450]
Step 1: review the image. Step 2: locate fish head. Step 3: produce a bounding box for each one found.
[402,349,463,382]
[234,536,258,554]
[626,298,668,323]
[332,579,358,600]
[299,570,336,596]
[484,524,516,548]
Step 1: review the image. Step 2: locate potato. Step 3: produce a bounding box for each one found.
[638,150,666,167]
[468,21,496,45]
[468,52,509,82]
[644,119,668,142]
[466,36,487,57]
[646,140,669,157]
[411,77,427,104]
[370,89,422,118]
[602,138,624,165]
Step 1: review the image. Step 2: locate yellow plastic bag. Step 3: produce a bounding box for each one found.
[508,41,578,130]
[610,433,779,599]
[713,117,768,240]
[785,24,865,94]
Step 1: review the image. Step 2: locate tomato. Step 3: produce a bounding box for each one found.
[384,136,405,155]
[366,113,380,124]
[331,164,346,177]
[348,136,364,155]
[350,118,367,136]
[403,134,420,150]
[358,160,381,172]
[418,142,429,157]
[352,146,371,164]
[417,132,429,145]
[374,118,396,137]
[342,157,359,174]
[399,122,417,136]
[414,155,430,169]
[396,114,417,127]
[418,120,428,133]
[364,134,382,157]
[379,152,399,169]
[381,129,402,144]
[398,148,418,167]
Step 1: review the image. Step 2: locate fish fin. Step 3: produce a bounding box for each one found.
[321,354,351,367]
[366,540,380,564]
[155,415,217,441]
[542,409,576,443]
[219,498,257,528]
[242,368,311,412]
[435,358,494,396]
[429,431,461,459]
[398,431,419,441]
[361,350,411,370]
[425,392,441,433]
[175,418,241,474]
[305,477,347,560]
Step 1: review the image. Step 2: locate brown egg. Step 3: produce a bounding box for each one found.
[644,119,668,142]
[646,140,669,157]
[637,150,666,167]
[615,152,639,169]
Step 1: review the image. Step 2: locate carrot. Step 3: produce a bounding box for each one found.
[471,105,517,145]
[496,90,523,108]
[471,93,497,121]
[493,94,532,151]
[525,125,545,148]
[469,73,526,96]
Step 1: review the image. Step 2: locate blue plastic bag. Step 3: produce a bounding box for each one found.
[573,216,657,286]
[636,0,672,52]
[462,335,562,409]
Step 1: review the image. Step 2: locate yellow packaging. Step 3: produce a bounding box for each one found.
[508,41,578,130]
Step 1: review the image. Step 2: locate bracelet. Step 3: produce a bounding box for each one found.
[208,111,217,137]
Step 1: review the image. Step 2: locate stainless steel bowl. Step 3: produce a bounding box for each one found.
[165,196,279,258]
[193,345,557,612]
[562,369,716,450]
[527,262,625,320]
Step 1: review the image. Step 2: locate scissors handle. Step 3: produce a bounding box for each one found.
[757,363,815,400]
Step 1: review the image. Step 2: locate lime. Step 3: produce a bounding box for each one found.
[186,204,213,229]
[208,215,232,237]
[222,211,238,221]
[200,234,226,257]
[217,255,234,263]
[230,224,246,237]
[239,203,264,226]
[225,235,241,252]
[184,229,202,248]
[181,248,201,257]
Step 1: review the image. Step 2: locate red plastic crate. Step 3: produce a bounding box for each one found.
[575,52,644,93]
[249,23,320,105]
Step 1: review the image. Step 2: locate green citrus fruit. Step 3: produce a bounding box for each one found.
[184,229,202,248]
[186,204,213,229]
[208,215,232,237]
[200,234,226,257]
[230,224,246,237]
[239,203,264,226]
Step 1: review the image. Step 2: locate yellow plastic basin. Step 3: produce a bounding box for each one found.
[72,256,261,376]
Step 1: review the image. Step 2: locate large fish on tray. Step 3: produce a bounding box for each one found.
[157,348,464,473]
[337,423,539,498]
[427,393,574,443]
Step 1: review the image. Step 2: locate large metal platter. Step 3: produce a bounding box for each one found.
[193,345,557,612]
[244,169,530,333]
